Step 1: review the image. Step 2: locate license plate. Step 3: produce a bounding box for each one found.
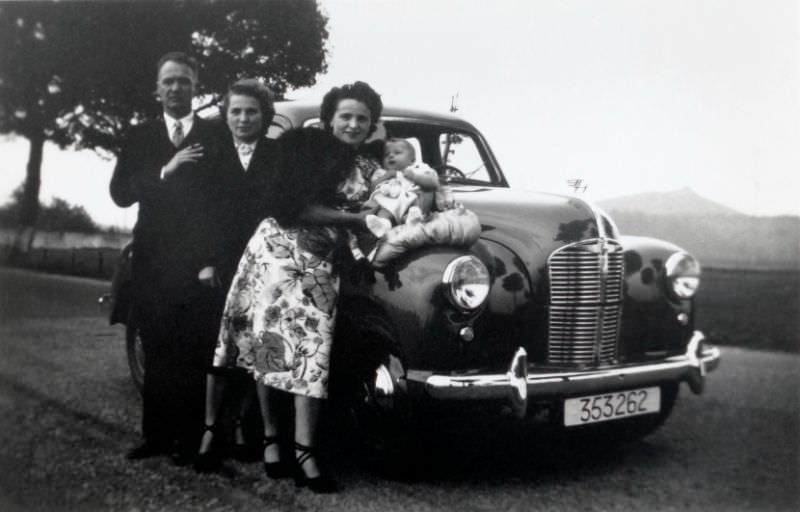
[563,386,661,426]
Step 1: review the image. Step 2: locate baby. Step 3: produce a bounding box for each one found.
[365,138,440,238]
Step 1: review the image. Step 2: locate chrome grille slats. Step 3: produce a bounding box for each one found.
[547,239,624,366]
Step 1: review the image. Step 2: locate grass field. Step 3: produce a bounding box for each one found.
[696,267,799,354]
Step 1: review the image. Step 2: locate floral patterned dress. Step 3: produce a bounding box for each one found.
[213,155,376,399]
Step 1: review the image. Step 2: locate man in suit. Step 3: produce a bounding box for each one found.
[110,51,227,463]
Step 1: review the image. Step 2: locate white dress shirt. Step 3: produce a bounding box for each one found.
[163,112,194,144]
[160,112,195,180]
[235,141,257,171]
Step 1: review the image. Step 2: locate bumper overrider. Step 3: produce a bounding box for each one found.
[403,331,720,416]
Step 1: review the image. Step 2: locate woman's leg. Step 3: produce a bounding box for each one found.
[197,372,225,454]
[294,395,322,478]
[234,378,256,447]
[257,382,281,463]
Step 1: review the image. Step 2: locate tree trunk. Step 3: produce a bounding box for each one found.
[8,134,44,262]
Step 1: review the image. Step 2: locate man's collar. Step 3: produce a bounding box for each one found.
[163,111,194,125]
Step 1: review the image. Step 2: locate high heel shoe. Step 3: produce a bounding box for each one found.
[262,435,289,479]
[231,416,259,463]
[293,442,337,493]
[193,423,222,473]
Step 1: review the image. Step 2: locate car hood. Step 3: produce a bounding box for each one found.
[454,186,601,275]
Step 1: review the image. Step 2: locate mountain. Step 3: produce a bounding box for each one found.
[597,187,743,216]
[597,189,799,270]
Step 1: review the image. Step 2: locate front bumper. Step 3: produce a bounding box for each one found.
[405,331,720,410]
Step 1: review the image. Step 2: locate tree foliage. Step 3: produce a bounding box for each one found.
[0,0,329,241]
[0,0,328,153]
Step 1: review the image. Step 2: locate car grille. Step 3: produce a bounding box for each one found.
[547,238,624,366]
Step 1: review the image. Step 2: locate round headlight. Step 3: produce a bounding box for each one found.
[665,252,701,299]
[442,255,491,310]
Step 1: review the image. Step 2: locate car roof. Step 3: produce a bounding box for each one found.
[273,100,479,132]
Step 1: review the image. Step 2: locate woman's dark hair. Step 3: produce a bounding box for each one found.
[270,128,357,225]
[320,81,383,137]
[220,79,275,137]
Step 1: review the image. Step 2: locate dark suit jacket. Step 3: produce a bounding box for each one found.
[203,132,280,289]
[110,116,225,306]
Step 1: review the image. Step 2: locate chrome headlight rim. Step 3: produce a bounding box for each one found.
[665,251,701,299]
[442,255,491,311]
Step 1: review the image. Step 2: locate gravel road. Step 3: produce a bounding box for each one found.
[0,267,797,511]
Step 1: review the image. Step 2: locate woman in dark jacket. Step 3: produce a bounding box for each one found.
[194,78,280,471]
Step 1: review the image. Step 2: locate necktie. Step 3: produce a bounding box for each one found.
[172,121,184,147]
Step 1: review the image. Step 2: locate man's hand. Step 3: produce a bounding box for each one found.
[161,144,204,180]
[198,266,221,288]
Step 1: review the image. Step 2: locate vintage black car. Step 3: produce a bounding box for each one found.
[107,101,720,460]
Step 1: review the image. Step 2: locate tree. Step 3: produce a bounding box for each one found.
[38,198,98,233]
[0,0,329,256]
[0,185,98,233]
[0,186,23,228]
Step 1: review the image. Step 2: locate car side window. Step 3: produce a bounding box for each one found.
[438,132,490,183]
[266,123,286,139]
[267,114,293,139]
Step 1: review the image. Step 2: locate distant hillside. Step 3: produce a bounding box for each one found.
[598,190,799,270]
[598,187,743,216]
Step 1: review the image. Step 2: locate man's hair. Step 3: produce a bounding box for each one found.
[221,78,275,137]
[385,138,416,160]
[156,51,199,79]
[320,81,383,137]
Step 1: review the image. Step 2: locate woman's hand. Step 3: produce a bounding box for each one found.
[161,144,204,180]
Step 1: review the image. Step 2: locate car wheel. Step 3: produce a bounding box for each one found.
[331,312,419,477]
[125,324,145,394]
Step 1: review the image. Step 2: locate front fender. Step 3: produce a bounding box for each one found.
[618,235,696,359]
[340,239,530,372]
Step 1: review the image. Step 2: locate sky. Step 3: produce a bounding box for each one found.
[1,0,798,229]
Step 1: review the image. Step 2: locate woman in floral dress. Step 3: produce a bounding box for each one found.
[212,82,384,492]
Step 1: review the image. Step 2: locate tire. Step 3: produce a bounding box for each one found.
[125,323,145,395]
[331,312,419,477]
